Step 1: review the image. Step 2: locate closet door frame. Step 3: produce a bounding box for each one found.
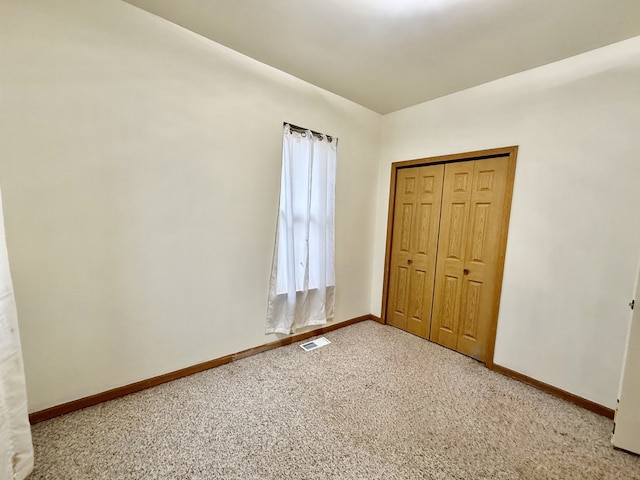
[381,146,518,368]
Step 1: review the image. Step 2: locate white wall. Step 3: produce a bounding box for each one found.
[372,37,640,408]
[0,0,381,412]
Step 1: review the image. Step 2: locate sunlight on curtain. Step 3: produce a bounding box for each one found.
[0,189,34,480]
[266,124,337,334]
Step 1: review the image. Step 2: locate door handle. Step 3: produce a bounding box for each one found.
[463,268,470,275]
[407,259,413,264]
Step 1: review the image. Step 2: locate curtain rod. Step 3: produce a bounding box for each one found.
[284,123,335,143]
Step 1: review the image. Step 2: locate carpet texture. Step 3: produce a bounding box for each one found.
[29,321,640,479]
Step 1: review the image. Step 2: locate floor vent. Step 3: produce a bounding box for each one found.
[300,337,331,352]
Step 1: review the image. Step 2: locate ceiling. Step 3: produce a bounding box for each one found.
[124,0,640,114]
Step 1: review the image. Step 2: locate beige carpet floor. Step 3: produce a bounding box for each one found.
[29,320,640,479]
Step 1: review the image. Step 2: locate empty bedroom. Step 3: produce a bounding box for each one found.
[1,0,640,478]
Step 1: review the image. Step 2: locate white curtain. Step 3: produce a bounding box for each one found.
[0,190,33,480]
[266,124,337,334]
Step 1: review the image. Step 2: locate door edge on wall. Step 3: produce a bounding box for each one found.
[380,146,519,367]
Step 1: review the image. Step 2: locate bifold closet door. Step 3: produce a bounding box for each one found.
[430,158,508,362]
[387,165,444,338]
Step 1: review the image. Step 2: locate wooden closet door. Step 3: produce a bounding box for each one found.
[387,165,444,338]
[430,158,508,361]
[429,162,474,350]
[456,158,508,360]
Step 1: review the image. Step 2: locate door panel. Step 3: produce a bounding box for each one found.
[416,203,433,255]
[387,165,444,338]
[399,203,413,252]
[393,265,410,316]
[430,162,474,349]
[456,158,508,360]
[430,158,508,361]
[387,168,418,331]
[447,203,467,259]
[460,280,482,338]
[440,275,460,333]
